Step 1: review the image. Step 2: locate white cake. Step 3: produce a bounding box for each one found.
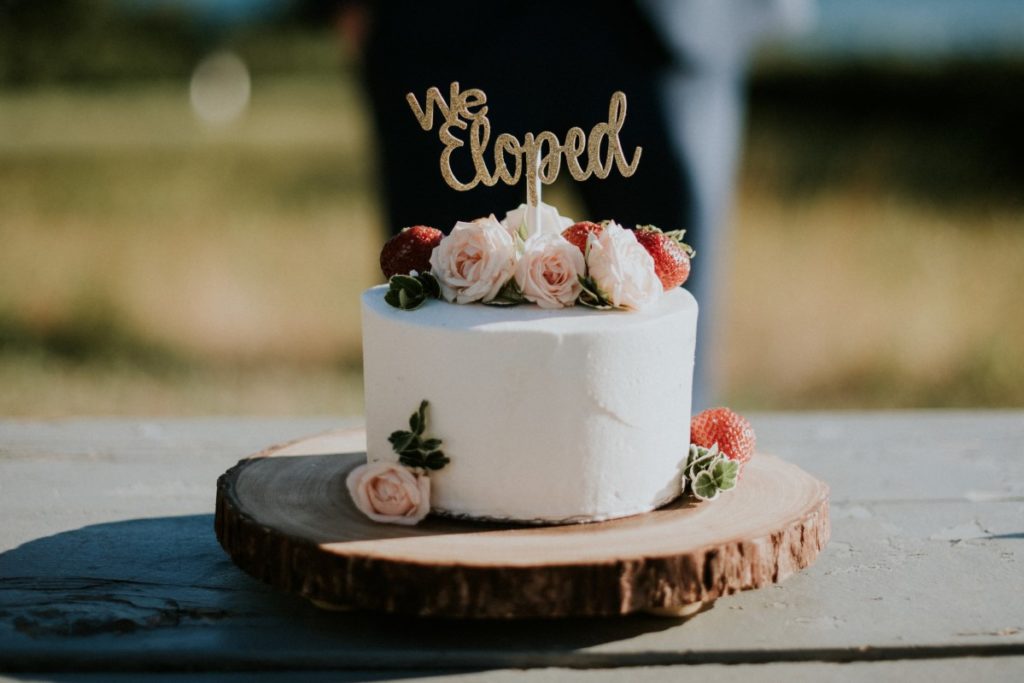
[361,285,698,524]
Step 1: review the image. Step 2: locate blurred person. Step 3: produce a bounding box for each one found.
[336,0,810,407]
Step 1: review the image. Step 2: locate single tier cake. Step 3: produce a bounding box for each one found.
[361,285,698,523]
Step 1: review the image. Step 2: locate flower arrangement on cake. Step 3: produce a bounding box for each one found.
[378,202,693,313]
[349,82,757,527]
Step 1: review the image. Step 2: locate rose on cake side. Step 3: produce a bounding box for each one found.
[347,400,449,526]
[347,462,431,525]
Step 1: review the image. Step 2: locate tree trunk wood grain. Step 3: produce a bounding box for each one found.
[215,428,830,619]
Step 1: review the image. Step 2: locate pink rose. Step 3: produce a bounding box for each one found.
[429,216,517,304]
[346,461,431,525]
[586,221,662,310]
[514,233,585,309]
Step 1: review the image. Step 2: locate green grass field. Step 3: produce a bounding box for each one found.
[2,71,1022,415]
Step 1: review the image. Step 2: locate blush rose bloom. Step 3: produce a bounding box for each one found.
[346,461,431,525]
[514,233,585,309]
[586,221,662,310]
[429,216,517,304]
[502,202,574,238]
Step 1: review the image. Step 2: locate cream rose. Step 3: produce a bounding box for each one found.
[502,202,574,238]
[586,221,662,310]
[514,233,585,309]
[429,216,517,304]
[346,461,431,525]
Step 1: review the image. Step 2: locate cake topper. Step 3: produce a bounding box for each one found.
[407,82,642,230]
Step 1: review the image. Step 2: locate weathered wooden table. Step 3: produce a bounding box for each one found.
[1,413,1022,681]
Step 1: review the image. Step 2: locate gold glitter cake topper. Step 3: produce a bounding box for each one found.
[407,82,642,210]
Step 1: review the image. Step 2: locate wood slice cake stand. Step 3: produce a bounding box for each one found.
[215,428,830,619]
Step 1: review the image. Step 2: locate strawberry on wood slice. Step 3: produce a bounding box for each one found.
[690,407,756,464]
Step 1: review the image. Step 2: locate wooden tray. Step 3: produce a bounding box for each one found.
[215,428,830,619]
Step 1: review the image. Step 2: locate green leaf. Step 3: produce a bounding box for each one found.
[686,444,720,481]
[713,458,740,491]
[418,271,441,298]
[385,289,427,311]
[399,453,424,469]
[389,399,447,471]
[692,470,720,501]
[485,278,526,307]
[424,450,450,470]
[389,430,415,452]
[417,401,429,435]
[390,274,424,295]
[384,274,431,310]
[577,273,613,309]
[686,442,739,501]
[399,444,423,458]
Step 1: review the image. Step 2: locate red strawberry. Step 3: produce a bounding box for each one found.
[634,226,693,290]
[380,225,443,279]
[561,221,604,255]
[690,408,756,464]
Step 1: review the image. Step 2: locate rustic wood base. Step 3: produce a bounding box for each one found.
[215,428,830,619]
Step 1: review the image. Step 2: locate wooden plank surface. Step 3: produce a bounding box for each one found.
[1,413,1022,677]
[4,657,1024,683]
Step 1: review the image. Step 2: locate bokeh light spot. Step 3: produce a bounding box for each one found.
[189,51,251,126]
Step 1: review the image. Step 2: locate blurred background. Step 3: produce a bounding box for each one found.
[1,0,1022,416]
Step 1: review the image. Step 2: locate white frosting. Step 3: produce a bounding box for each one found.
[361,286,698,523]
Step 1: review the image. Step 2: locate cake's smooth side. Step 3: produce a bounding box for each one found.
[361,286,698,523]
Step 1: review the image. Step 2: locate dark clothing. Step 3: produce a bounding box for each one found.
[362,0,696,243]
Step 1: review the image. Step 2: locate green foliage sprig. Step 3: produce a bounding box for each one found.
[384,272,441,311]
[484,277,526,307]
[577,273,613,309]
[683,443,739,501]
[388,400,449,471]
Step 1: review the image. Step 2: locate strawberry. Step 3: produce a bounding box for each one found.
[690,408,756,464]
[380,225,443,279]
[634,225,694,290]
[561,221,604,255]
